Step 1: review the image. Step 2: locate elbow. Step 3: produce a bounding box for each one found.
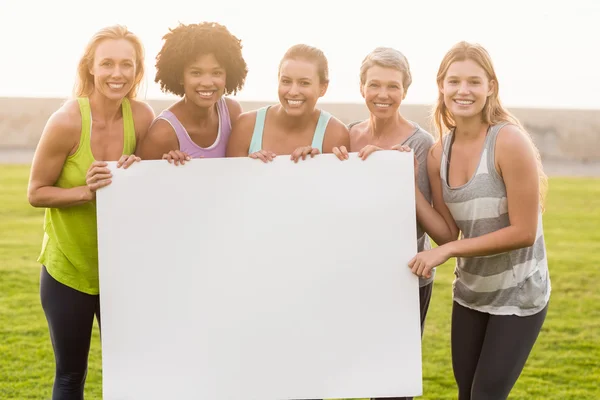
[520,230,537,248]
[28,192,40,208]
[27,187,43,208]
[515,226,537,248]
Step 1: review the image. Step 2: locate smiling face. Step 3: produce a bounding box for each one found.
[89,39,137,101]
[440,58,495,120]
[181,53,227,108]
[278,58,327,117]
[361,65,405,118]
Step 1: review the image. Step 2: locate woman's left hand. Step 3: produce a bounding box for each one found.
[408,245,452,278]
[117,154,141,169]
[290,146,320,163]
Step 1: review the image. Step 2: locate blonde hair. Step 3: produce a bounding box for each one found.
[73,25,145,99]
[433,41,547,209]
[359,47,412,91]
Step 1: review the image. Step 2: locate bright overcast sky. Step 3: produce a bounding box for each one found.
[1,0,597,109]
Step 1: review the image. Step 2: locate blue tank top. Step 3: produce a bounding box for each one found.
[248,106,332,154]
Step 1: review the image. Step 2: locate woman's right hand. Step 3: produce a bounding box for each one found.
[162,150,192,166]
[332,146,349,160]
[249,150,277,163]
[85,161,112,200]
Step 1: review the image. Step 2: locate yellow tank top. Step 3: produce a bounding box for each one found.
[38,97,136,294]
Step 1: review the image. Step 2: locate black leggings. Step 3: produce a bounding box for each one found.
[451,301,548,400]
[40,266,101,400]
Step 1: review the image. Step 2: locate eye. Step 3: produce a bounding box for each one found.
[213,71,223,76]
[368,83,378,88]
[301,81,310,86]
[101,61,112,67]
[448,79,458,84]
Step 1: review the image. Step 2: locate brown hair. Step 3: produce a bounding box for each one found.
[279,44,329,84]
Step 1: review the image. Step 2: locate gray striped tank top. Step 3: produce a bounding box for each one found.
[440,122,551,316]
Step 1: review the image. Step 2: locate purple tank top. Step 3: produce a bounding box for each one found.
[154,97,232,158]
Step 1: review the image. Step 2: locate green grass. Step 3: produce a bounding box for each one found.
[1,165,598,399]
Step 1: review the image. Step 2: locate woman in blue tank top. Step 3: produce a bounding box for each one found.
[226,44,349,161]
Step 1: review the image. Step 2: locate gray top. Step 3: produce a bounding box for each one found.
[440,122,551,316]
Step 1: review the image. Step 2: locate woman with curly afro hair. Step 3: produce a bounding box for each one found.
[138,22,248,164]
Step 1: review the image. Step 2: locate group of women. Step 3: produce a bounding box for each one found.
[27,21,551,400]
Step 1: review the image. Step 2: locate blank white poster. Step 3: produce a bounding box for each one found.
[96,151,422,400]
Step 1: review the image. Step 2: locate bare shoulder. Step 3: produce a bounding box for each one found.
[325,115,350,140]
[496,123,532,151]
[322,115,350,152]
[45,100,82,139]
[495,123,537,173]
[349,119,368,135]
[224,97,243,121]
[427,140,445,169]
[129,99,156,124]
[234,110,259,131]
[147,117,175,137]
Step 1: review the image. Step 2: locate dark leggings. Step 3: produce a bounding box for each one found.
[40,266,101,400]
[371,281,433,400]
[451,301,548,400]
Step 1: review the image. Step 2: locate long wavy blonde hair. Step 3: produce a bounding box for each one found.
[433,41,547,210]
[73,25,145,99]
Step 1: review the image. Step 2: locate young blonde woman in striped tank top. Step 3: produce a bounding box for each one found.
[27,25,155,399]
[408,42,551,400]
[137,22,248,163]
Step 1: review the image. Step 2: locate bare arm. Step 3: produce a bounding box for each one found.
[130,100,156,152]
[322,118,350,154]
[136,118,179,160]
[225,97,243,129]
[27,106,96,208]
[442,124,540,258]
[226,112,257,157]
[415,143,460,245]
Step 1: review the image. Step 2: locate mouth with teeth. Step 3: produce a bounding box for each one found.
[197,90,216,99]
[286,99,305,108]
[454,99,475,106]
[374,103,392,108]
[108,83,125,90]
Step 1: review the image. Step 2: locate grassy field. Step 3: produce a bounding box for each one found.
[1,164,598,399]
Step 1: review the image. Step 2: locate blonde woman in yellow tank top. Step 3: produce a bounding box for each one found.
[27,25,155,399]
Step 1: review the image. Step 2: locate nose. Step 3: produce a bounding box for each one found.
[376,87,389,99]
[111,65,124,78]
[458,81,470,94]
[288,82,300,96]
[199,73,213,87]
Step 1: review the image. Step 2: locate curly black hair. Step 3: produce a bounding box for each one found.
[155,22,248,96]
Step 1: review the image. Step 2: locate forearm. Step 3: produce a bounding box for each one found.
[442,225,535,258]
[415,189,456,245]
[29,185,92,208]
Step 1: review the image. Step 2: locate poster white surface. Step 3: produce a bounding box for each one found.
[96,152,422,400]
